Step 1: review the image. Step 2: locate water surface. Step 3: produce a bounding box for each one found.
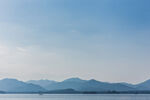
[0,94,150,100]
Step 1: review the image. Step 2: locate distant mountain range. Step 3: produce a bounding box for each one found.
[122,79,150,91]
[27,78,150,92]
[0,78,46,92]
[39,78,135,92]
[0,77,150,93]
[27,79,57,89]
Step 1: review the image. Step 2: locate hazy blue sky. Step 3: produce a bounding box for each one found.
[0,0,150,83]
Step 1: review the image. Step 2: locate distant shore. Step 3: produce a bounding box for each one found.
[2,90,150,94]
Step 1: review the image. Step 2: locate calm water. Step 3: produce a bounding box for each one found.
[0,94,150,100]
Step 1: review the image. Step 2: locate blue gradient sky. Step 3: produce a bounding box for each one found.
[0,0,150,83]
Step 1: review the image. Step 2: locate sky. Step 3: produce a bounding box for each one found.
[0,0,150,84]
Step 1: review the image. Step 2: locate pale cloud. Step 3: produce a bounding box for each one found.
[0,44,9,56]
[16,47,29,55]
[0,43,71,81]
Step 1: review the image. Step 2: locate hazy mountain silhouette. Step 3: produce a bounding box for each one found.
[0,78,46,92]
[63,78,86,83]
[121,79,150,91]
[135,79,150,90]
[27,79,57,89]
[44,78,135,92]
[45,78,86,91]
[120,82,136,88]
[1,78,150,93]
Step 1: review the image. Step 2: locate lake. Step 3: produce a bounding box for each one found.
[0,94,150,100]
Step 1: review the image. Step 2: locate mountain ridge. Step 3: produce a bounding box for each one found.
[0,78,46,92]
[1,77,150,93]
